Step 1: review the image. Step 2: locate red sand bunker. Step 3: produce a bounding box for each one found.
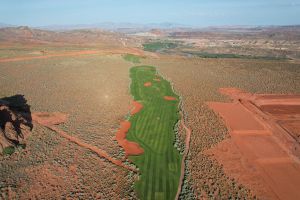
[116,101,144,156]
[115,121,144,156]
[206,88,300,200]
[144,82,152,87]
[32,112,136,172]
[131,101,143,115]
[164,96,177,101]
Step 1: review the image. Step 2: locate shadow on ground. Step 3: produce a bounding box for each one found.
[0,95,32,151]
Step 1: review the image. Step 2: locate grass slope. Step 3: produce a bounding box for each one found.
[127,66,182,200]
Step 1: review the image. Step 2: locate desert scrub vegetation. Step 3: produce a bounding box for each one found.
[142,57,296,198]
[0,55,134,199]
[127,66,182,200]
[183,51,289,60]
[2,146,15,155]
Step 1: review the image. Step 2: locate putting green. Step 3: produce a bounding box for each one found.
[127,66,182,200]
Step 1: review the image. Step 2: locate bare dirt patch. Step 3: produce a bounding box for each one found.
[143,82,152,87]
[207,88,300,200]
[32,112,68,125]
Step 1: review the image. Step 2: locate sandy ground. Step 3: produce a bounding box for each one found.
[207,89,300,200]
[0,54,137,199]
[143,55,300,199]
[0,48,146,63]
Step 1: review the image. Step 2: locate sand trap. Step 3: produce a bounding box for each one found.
[164,96,177,101]
[32,112,68,125]
[115,121,144,156]
[153,78,161,82]
[207,88,300,200]
[131,101,143,115]
[144,82,152,87]
[116,101,144,156]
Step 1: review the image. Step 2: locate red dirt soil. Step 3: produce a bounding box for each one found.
[206,88,300,200]
[32,112,68,125]
[164,96,177,101]
[116,101,144,156]
[0,47,146,63]
[144,82,152,87]
[32,112,136,172]
[0,50,101,63]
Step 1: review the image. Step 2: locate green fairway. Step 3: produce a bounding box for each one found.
[127,66,182,200]
[123,54,141,64]
[143,42,178,52]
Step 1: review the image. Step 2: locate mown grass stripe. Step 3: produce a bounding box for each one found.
[151,104,165,152]
[138,107,154,141]
[127,66,182,200]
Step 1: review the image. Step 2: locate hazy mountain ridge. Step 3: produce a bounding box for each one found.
[0,26,140,46]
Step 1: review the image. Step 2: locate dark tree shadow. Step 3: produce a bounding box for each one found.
[0,95,32,146]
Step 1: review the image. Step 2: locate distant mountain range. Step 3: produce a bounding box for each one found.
[0,23,16,28]
[0,22,189,31]
[0,26,141,47]
[0,22,299,34]
[35,22,190,32]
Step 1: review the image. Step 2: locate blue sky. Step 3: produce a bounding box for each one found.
[1,0,300,26]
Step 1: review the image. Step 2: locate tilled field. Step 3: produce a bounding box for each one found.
[143,56,300,199]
